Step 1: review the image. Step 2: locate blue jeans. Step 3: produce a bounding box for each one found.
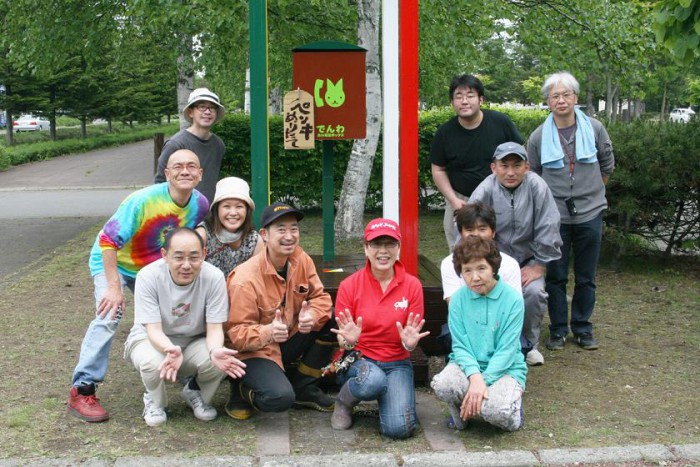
[337,357,416,439]
[71,272,135,387]
[546,213,603,338]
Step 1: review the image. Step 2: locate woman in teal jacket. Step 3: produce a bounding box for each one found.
[431,236,527,431]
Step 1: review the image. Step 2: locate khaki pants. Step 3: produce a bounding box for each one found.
[431,362,524,431]
[127,337,225,408]
[442,193,469,251]
[521,259,548,351]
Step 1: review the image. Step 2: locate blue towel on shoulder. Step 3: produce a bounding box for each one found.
[541,108,597,168]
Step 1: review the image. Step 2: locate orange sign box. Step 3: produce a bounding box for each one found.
[293,44,366,140]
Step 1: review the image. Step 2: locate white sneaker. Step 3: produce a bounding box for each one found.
[526,348,544,366]
[181,383,217,421]
[142,393,167,427]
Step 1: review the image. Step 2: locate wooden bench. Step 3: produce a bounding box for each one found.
[311,254,448,384]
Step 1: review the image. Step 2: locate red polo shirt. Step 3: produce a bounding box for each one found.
[335,260,424,362]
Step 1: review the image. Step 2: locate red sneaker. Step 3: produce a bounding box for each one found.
[67,386,109,422]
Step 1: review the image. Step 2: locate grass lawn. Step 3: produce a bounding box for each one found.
[0,210,698,459]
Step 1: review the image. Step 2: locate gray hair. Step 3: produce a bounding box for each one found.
[542,72,580,99]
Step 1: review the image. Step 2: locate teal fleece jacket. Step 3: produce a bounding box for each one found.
[448,279,527,388]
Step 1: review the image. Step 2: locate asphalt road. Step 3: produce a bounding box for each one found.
[0,139,155,286]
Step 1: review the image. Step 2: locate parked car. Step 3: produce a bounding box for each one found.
[669,107,695,123]
[13,115,50,132]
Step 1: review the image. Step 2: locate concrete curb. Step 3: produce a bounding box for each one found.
[2,443,699,466]
[0,185,147,192]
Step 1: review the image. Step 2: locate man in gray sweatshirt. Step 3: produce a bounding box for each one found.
[470,142,562,366]
[527,72,614,352]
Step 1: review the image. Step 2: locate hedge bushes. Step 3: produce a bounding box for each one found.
[0,123,179,168]
[218,106,549,209]
[217,110,699,253]
[605,119,700,254]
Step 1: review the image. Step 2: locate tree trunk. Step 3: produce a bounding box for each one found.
[244,68,251,114]
[586,89,594,116]
[634,98,643,119]
[49,87,57,141]
[4,108,13,146]
[269,87,282,115]
[4,81,13,145]
[176,33,195,131]
[585,73,594,116]
[334,0,381,240]
[605,74,613,120]
[660,82,667,120]
[605,74,619,122]
[80,117,87,138]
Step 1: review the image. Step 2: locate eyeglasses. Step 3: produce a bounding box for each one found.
[171,254,203,265]
[166,162,200,172]
[367,239,399,249]
[194,103,217,113]
[452,93,479,102]
[549,91,575,101]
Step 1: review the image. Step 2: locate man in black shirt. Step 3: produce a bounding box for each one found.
[431,74,523,250]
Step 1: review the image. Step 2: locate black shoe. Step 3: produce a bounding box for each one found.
[293,385,335,412]
[545,335,566,350]
[573,333,599,350]
[225,380,252,420]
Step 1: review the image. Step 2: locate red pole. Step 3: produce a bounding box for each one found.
[399,0,419,276]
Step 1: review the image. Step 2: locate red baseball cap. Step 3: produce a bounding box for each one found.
[364,218,401,242]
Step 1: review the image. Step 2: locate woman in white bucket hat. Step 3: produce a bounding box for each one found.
[196,177,262,277]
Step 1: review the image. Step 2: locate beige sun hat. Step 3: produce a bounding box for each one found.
[212,177,254,211]
[183,87,225,124]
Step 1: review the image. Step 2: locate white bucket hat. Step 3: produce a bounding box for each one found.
[184,87,225,124]
[212,177,255,211]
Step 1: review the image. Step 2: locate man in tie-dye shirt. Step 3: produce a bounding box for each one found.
[68,149,209,423]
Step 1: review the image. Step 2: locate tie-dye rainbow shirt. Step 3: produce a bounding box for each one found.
[88,183,209,278]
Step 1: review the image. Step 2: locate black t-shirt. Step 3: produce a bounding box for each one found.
[430,109,523,197]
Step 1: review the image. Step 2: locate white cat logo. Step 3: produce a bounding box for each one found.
[394,296,408,311]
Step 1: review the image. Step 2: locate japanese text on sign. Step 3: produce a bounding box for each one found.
[283,90,315,150]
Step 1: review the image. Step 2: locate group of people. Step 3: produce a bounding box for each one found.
[430,71,614,430]
[66,69,614,438]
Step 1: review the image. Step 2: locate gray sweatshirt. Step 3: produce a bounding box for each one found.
[527,117,614,225]
[470,172,562,266]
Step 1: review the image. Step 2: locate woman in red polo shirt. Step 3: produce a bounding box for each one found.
[330,218,429,439]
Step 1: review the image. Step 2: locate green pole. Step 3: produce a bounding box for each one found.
[249,0,269,228]
[322,140,335,261]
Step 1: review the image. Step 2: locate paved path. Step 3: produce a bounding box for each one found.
[0,140,154,286]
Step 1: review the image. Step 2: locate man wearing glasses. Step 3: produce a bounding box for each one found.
[431,74,523,251]
[223,202,335,420]
[526,72,615,352]
[68,150,209,422]
[124,228,247,426]
[155,87,226,203]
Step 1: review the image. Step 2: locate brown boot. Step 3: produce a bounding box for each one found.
[331,382,359,430]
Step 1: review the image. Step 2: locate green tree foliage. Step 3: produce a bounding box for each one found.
[653,0,700,63]
[3,1,178,138]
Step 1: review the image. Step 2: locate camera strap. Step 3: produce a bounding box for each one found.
[558,129,576,196]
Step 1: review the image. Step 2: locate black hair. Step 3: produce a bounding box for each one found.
[207,201,254,240]
[455,202,497,233]
[449,74,485,100]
